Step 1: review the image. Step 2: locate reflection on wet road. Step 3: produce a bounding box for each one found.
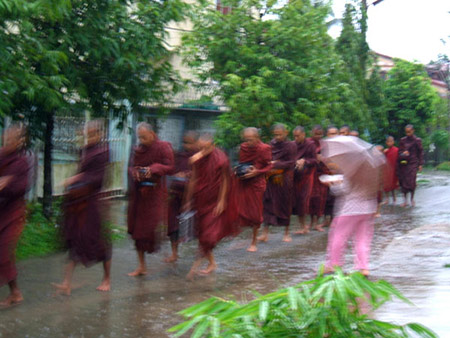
[1,172,450,337]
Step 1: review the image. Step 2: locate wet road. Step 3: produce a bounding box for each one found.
[1,172,450,337]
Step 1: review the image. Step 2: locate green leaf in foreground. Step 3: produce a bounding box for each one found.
[169,269,438,338]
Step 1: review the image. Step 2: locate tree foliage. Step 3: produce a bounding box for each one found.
[1,0,186,215]
[384,59,441,142]
[183,0,367,147]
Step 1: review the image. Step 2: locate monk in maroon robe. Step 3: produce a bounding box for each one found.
[184,133,237,279]
[398,124,424,207]
[165,131,198,263]
[0,125,30,306]
[235,127,272,252]
[383,136,399,204]
[53,121,111,294]
[127,122,174,276]
[259,124,296,243]
[308,125,330,231]
[292,126,317,234]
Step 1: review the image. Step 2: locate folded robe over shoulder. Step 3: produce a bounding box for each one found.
[397,135,423,194]
[127,139,174,253]
[235,141,272,227]
[63,143,111,267]
[293,139,317,217]
[193,148,238,254]
[263,139,296,226]
[0,150,29,286]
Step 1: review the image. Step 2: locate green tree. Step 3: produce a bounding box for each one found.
[183,0,365,147]
[3,0,185,217]
[335,2,388,142]
[384,59,441,143]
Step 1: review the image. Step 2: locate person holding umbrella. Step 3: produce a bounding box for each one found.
[320,136,385,277]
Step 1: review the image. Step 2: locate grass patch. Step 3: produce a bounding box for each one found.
[444,264,450,268]
[16,200,126,261]
[436,161,450,171]
[417,179,431,184]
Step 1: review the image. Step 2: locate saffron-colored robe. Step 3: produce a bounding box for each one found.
[398,136,424,193]
[263,139,296,226]
[292,139,317,217]
[63,143,111,266]
[235,141,272,227]
[128,139,174,253]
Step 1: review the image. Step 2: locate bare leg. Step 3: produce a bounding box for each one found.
[310,215,317,231]
[374,203,382,218]
[257,225,269,242]
[96,259,111,292]
[283,225,292,242]
[200,251,217,274]
[294,215,309,234]
[52,260,76,295]
[381,192,389,205]
[247,225,259,252]
[314,216,325,232]
[411,190,415,207]
[0,280,23,306]
[164,240,179,263]
[186,257,204,280]
[392,191,397,204]
[128,250,147,276]
[401,192,408,207]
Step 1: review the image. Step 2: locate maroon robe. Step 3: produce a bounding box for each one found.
[0,150,29,287]
[235,141,272,227]
[127,139,174,253]
[167,150,194,239]
[193,148,238,254]
[383,146,399,192]
[398,135,424,193]
[63,143,111,266]
[263,139,296,226]
[309,138,330,217]
[292,139,317,217]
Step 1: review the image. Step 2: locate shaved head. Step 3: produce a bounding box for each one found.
[243,127,259,137]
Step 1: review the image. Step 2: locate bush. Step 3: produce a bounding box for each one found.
[169,269,437,338]
[436,161,450,171]
[16,200,126,260]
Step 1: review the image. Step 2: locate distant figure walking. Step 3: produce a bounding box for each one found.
[397,125,423,207]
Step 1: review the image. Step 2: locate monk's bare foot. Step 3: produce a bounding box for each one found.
[199,264,217,275]
[294,227,309,235]
[0,292,23,307]
[186,270,197,281]
[283,235,292,242]
[374,213,381,218]
[164,255,178,263]
[127,268,147,277]
[247,245,258,252]
[411,200,416,207]
[400,202,408,207]
[257,234,268,242]
[380,200,388,206]
[96,279,110,292]
[314,225,325,232]
[51,283,71,296]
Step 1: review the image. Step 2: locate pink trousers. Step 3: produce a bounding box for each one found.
[325,214,374,271]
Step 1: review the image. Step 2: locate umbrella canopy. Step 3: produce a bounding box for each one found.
[320,136,385,178]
